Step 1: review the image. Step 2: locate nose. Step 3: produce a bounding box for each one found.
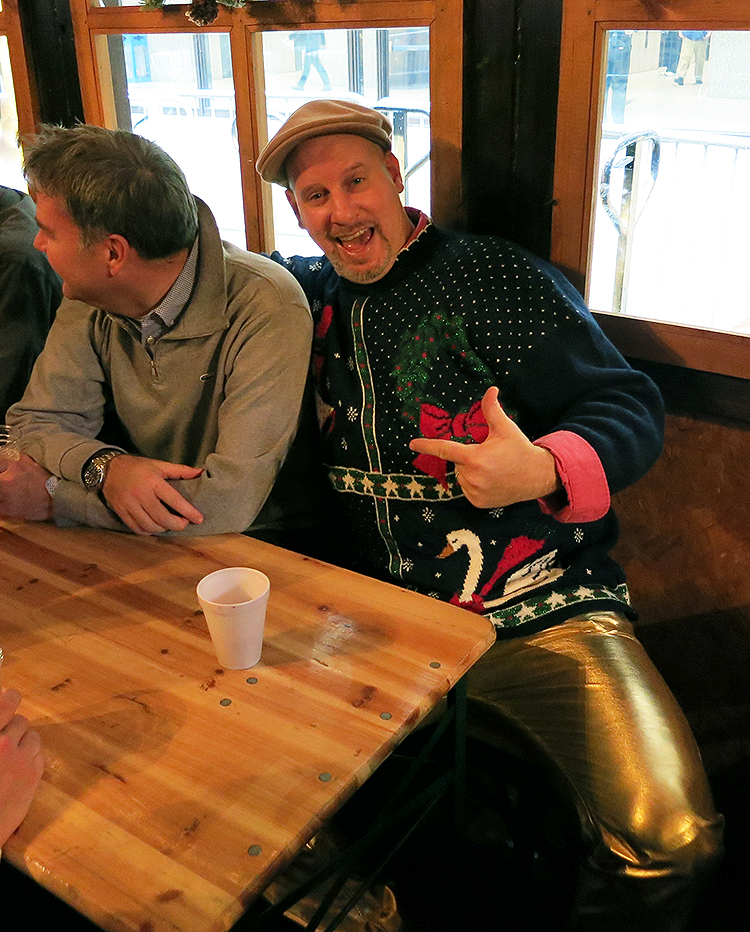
[328,190,359,227]
[33,229,47,254]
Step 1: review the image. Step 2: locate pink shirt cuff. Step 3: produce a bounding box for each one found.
[533,430,610,523]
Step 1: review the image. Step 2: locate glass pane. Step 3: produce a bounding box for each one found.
[0,35,25,189]
[590,30,750,333]
[261,28,431,256]
[102,32,244,246]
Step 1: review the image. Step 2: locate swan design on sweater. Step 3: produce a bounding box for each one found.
[439,529,563,612]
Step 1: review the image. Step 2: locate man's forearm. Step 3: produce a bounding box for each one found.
[44,478,125,531]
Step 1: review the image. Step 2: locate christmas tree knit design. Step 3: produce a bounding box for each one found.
[391,309,517,487]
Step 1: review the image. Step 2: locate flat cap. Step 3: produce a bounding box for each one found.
[256,99,392,187]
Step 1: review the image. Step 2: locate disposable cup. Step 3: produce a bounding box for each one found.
[196,567,270,669]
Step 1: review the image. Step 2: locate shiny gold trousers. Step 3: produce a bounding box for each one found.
[465,612,724,932]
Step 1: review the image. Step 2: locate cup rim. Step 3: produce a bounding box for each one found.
[196,566,270,606]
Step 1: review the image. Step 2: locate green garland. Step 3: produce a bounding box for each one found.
[141,0,243,27]
[141,0,317,26]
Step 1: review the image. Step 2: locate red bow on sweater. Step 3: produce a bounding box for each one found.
[413,401,489,486]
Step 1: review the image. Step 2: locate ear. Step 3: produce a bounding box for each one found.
[285,189,305,230]
[384,151,405,195]
[103,234,129,275]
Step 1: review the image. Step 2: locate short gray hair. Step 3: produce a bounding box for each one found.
[23,124,199,259]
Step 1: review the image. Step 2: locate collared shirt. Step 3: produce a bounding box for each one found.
[139,236,199,351]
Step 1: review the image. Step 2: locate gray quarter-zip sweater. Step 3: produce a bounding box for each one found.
[8,199,312,536]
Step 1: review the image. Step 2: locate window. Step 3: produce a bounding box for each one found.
[0,0,36,187]
[262,27,431,256]
[105,30,246,246]
[554,2,750,379]
[68,0,463,255]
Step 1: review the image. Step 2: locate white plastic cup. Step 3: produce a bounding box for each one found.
[196,567,270,669]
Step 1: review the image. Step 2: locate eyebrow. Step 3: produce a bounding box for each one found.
[298,161,369,199]
[343,162,368,178]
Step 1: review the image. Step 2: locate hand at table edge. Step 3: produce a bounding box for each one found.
[102,454,205,535]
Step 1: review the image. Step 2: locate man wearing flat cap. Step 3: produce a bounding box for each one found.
[256,99,722,930]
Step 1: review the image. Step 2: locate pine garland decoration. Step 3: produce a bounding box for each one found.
[186,0,219,24]
[140,0,243,26]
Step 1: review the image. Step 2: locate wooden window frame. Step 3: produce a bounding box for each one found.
[67,0,463,254]
[0,0,38,139]
[552,0,750,380]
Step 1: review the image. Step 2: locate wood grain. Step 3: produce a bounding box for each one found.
[0,520,493,932]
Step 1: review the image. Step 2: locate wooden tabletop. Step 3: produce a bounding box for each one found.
[0,520,494,932]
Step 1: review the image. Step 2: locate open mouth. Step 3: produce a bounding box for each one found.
[335,227,375,253]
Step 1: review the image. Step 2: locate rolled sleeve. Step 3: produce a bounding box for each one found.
[534,429,610,523]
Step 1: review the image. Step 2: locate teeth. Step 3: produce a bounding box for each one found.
[338,229,369,243]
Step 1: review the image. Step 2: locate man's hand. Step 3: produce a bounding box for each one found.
[0,454,53,521]
[102,454,204,535]
[409,386,562,509]
[0,688,44,846]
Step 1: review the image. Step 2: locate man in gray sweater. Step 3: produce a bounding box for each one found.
[0,124,313,539]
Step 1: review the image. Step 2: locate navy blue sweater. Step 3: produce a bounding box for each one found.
[274,214,664,637]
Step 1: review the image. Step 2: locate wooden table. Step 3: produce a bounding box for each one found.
[0,520,494,932]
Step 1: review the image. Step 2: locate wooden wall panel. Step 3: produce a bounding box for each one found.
[612,413,750,797]
[613,414,750,628]
[612,414,750,932]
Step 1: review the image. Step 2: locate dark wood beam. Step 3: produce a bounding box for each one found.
[18,0,84,127]
[463,0,562,259]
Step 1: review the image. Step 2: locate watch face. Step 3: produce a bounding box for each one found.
[83,461,103,490]
[83,450,121,490]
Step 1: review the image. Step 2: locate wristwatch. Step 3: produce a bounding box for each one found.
[44,475,59,498]
[82,449,123,491]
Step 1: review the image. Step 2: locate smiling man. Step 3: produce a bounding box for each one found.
[256,100,723,931]
[1,124,314,541]
[283,130,414,284]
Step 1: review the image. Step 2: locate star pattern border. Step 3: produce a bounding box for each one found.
[485,583,631,629]
[328,465,464,501]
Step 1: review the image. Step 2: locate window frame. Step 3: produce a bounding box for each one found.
[552,0,750,380]
[67,0,464,254]
[0,0,38,141]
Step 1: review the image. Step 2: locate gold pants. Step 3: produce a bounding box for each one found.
[465,611,724,932]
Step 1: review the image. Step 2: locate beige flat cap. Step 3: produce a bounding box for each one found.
[256,99,392,187]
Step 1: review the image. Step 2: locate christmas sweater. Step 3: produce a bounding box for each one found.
[273,211,664,638]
